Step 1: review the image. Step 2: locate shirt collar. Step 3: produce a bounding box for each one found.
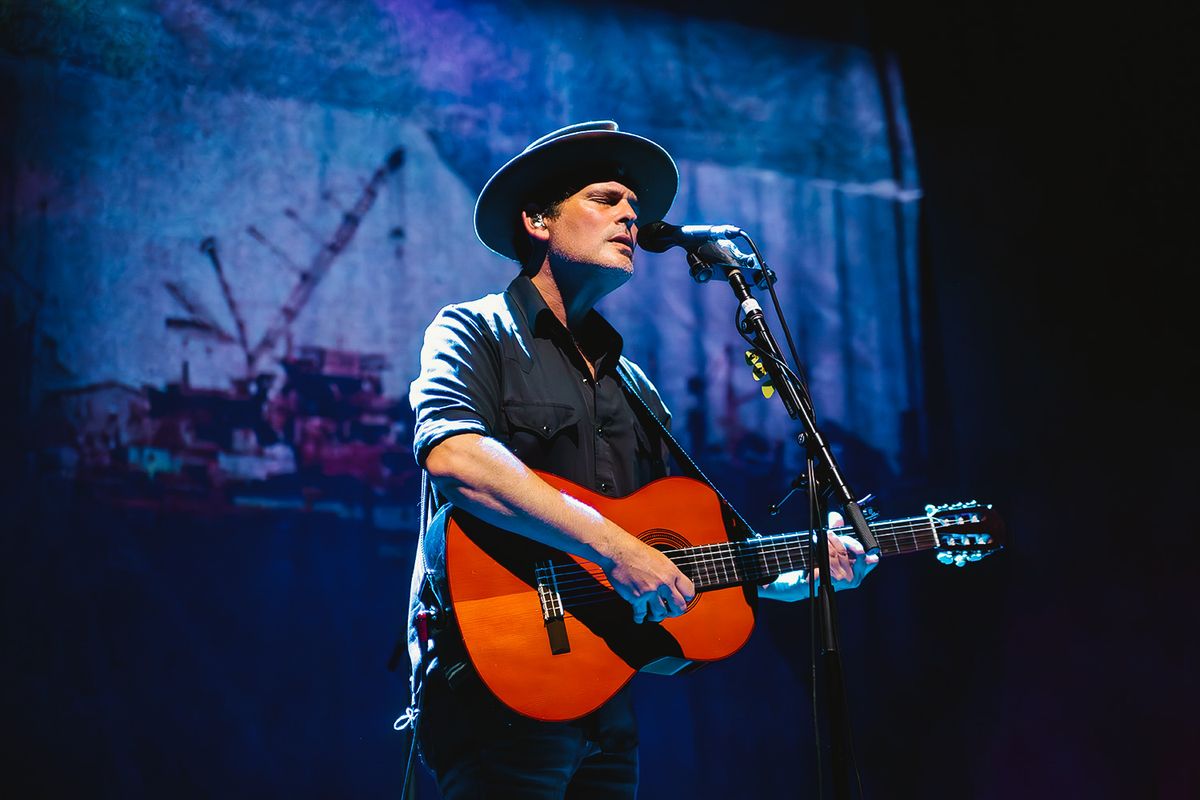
[506,274,625,372]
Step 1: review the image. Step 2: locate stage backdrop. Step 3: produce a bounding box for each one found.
[3,2,942,797]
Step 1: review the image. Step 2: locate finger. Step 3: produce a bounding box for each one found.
[839,535,865,557]
[649,597,669,622]
[642,596,661,622]
[828,511,845,529]
[662,586,688,614]
[838,549,853,581]
[677,574,696,600]
[629,591,652,622]
[866,553,880,565]
[827,541,851,581]
[839,538,862,580]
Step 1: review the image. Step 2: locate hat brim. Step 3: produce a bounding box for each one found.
[474,129,679,262]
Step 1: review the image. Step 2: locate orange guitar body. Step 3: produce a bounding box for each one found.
[442,472,757,722]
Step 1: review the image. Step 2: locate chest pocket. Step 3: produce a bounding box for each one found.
[501,401,581,467]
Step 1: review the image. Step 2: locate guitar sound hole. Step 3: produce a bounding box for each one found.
[640,528,701,612]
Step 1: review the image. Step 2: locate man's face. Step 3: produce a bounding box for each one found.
[544,180,640,278]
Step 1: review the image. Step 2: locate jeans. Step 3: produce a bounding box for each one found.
[417,666,638,799]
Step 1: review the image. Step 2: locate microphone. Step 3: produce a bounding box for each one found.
[637,221,744,253]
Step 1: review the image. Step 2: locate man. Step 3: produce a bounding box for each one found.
[406,121,877,798]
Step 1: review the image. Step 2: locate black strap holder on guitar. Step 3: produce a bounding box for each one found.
[676,231,874,800]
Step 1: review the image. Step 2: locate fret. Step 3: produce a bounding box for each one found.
[772,537,792,582]
[923,517,938,551]
[715,543,731,586]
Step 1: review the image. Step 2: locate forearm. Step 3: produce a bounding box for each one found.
[423,433,630,569]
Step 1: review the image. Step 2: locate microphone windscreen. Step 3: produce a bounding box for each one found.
[636,221,677,253]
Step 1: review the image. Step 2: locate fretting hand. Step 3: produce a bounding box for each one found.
[759,511,880,601]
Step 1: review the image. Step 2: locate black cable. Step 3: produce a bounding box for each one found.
[739,232,812,399]
[733,306,816,427]
[398,686,423,800]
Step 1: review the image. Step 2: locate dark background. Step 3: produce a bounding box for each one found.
[854,3,1196,795]
[4,2,1196,797]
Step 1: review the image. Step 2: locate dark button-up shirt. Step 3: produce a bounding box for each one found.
[406,274,672,742]
[410,274,671,494]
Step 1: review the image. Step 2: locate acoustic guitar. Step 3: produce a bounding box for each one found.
[428,470,1005,721]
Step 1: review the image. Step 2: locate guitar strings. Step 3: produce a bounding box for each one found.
[538,522,946,608]
[538,520,943,595]
[541,517,938,586]
[535,515,993,609]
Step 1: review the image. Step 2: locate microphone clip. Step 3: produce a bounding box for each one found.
[685,238,777,289]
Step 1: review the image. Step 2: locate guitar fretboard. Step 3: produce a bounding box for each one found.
[540,514,951,610]
[665,516,939,591]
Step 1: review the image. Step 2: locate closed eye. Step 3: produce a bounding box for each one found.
[591,190,639,215]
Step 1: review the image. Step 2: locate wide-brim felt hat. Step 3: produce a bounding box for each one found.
[474,120,679,262]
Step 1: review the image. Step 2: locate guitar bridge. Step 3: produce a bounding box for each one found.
[535,561,571,655]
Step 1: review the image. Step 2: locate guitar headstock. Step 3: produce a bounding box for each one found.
[926,501,1007,567]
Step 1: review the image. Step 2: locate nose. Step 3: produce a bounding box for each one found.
[617,199,638,231]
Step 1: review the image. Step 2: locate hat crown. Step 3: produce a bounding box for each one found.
[524,120,619,152]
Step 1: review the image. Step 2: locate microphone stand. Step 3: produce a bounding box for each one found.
[686,242,877,800]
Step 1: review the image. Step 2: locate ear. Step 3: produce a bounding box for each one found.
[521,205,549,242]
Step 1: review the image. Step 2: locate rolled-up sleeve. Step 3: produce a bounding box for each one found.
[409,306,501,467]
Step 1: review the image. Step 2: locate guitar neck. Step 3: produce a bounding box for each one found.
[668,515,939,592]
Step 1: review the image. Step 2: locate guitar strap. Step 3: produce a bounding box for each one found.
[615,360,757,540]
